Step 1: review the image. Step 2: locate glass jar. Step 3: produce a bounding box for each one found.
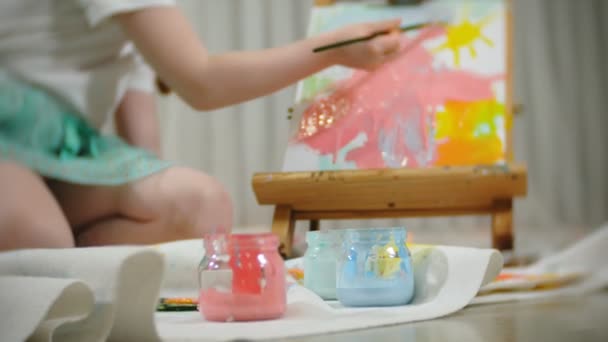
[198,233,286,321]
[303,230,340,300]
[336,227,414,307]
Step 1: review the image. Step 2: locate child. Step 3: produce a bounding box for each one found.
[0,0,402,251]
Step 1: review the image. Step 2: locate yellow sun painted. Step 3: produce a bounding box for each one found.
[433,8,497,66]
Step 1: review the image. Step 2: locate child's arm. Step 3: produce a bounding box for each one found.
[114,90,161,156]
[115,7,401,111]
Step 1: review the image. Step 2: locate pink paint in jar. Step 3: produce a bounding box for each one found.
[198,233,286,322]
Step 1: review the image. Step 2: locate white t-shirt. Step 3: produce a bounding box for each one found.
[0,0,176,129]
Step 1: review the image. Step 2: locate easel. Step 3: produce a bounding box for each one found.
[252,0,526,258]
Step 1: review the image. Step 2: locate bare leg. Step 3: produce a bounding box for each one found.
[48,167,233,246]
[0,162,74,251]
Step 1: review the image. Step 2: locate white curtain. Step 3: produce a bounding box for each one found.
[158,0,607,240]
[512,0,608,229]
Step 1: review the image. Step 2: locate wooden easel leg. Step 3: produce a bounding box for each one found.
[272,205,295,259]
[492,199,514,251]
[310,220,320,231]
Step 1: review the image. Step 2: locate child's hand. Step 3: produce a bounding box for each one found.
[328,19,403,70]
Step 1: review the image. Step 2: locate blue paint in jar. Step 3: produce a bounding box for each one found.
[336,227,414,307]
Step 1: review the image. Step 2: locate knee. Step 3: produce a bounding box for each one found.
[0,194,74,250]
[0,162,74,250]
[159,168,233,237]
[2,207,38,236]
[0,161,34,178]
[0,200,74,250]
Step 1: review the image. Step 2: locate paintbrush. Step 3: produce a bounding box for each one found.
[313,22,431,53]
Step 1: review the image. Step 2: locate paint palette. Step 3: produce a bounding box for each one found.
[284,0,508,172]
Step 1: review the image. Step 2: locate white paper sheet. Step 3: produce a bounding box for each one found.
[0,247,165,342]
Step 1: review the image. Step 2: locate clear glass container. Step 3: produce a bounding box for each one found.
[303,230,340,299]
[198,233,286,321]
[336,227,414,307]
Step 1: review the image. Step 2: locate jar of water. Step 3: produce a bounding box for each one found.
[303,230,340,299]
[336,227,414,307]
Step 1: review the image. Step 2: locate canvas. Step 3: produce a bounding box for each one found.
[283,0,509,172]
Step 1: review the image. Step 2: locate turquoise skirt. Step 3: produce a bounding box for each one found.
[0,72,173,185]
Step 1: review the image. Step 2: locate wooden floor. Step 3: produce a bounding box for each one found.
[290,290,608,342]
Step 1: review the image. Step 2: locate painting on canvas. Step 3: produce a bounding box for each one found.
[283,0,509,172]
